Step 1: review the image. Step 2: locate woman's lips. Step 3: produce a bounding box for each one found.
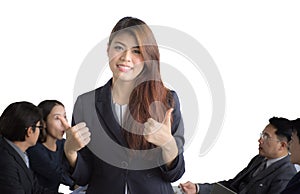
[117,64,132,72]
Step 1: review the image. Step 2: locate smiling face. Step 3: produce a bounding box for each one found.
[107,32,144,83]
[45,105,66,140]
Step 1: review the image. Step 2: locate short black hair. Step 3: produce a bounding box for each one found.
[291,118,300,143]
[0,101,43,141]
[269,117,292,142]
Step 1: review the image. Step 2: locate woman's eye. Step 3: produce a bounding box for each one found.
[114,45,124,51]
[132,49,141,54]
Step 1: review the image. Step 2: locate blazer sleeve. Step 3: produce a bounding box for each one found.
[60,141,76,187]
[159,91,185,182]
[71,147,96,186]
[220,155,261,188]
[197,183,213,194]
[0,151,26,194]
[197,156,261,194]
[70,95,94,186]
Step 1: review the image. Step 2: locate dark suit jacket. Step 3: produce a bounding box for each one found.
[199,155,296,194]
[0,137,47,194]
[71,79,185,194]
[281,171,300,194]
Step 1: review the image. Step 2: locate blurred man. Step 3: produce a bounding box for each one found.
[0,101,49,193]
[180,117,296,194]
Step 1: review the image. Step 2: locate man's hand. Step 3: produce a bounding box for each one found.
[180,181,198,194]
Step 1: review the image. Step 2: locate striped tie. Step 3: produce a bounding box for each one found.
[252,159,267,177]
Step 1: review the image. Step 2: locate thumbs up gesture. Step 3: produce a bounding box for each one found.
[144,108,178,165]
[58,116,91,166]
[144,108,174,147]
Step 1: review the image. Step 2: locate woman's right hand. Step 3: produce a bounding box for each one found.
[58,116,91,166]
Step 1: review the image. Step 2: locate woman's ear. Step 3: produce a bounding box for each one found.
[107,44,110,55]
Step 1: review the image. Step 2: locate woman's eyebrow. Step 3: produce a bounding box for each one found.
[113,41,140,49]
[52,113,66,116]
[113,41,125,46]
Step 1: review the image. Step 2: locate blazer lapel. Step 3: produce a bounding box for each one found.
[232,156,263,184]
[95,79,128,147]
[255,156,289,180]
[244,155,289,189]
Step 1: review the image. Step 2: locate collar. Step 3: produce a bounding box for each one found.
[4,137,29,167]
[266,154,288,168]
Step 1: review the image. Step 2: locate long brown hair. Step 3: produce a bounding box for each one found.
[109,17,174,150]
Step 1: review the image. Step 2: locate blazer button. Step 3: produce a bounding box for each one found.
[121,161,128,168]
[259,183,263,187]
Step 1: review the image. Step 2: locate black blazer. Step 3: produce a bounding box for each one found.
[71,79,185,194]
[0,137,47,194]
[199,155,296,194]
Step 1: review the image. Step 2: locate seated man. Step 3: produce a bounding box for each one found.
[281,118,300,194]
[180,117,297,194]
[0,101,49,193]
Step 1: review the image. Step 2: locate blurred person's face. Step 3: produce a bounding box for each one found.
[258,124,283,159]
[289,131,300,164]
[46,105,66,140]
[108,32,144,83]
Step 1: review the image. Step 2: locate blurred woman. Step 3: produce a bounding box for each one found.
[27,100,75,193]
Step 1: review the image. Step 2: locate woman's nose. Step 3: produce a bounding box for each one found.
[121,50,131,62]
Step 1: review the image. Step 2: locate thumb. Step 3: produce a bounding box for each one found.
[163,108,173,127]
[58,116,71,130]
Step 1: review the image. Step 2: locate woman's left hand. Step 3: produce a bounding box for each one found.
[144,108,178,165]
[144,108,173,147]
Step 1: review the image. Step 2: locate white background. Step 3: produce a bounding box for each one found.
[1,0,300,193]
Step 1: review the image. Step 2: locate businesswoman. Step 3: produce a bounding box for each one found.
[62,16,185,194]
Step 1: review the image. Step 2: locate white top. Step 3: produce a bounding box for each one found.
[113,102,130,194]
